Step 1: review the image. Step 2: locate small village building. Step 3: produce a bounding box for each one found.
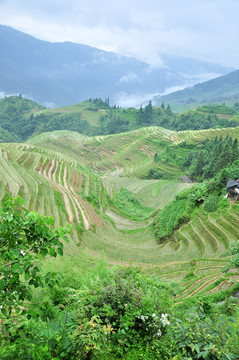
[226,179,239,201]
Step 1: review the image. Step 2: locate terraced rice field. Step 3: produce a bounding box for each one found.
[28,127,178,178]
[1,126,239,298]
[170,126,239,144]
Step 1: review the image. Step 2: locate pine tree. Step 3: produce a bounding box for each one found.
[166,104,172,116]
[137,105,144,125]
[193,151,205,177]
[144,100,153,124]
[232,138,239,161]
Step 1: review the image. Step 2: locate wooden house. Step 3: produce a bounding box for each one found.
[226,179,239,201]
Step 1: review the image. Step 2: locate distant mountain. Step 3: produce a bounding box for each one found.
[154,69,239,112]
[0,25,233,107]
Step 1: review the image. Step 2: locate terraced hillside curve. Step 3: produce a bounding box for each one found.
[0,126,238,298]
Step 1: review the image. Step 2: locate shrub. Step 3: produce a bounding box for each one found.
[153,198,190,239]
[204,194,219,212]
[71,267,172,357]
[160,310,237,359]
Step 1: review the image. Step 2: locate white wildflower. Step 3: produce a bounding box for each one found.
[161,313,170,326]
[153,329,162,338]
[20,250,25,256]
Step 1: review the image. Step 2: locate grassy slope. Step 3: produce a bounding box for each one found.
[0,125,238,299]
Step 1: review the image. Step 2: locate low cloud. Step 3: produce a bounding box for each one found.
[114,91,161,108]
[179,72,222,82]
[115,69,224,107]
[0,91,18,98]
[119,73,139,84]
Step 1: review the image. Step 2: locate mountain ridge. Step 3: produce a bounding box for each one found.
[0,25,233,107]
[155,69,239,112]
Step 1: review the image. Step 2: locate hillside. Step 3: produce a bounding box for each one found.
[1,95,239,142]
[0,25,233,107]
[155,69,239,112]
[0,125,238,358]
[0,126,238,277]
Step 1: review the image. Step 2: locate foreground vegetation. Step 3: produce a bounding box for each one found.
[0,198,238,359]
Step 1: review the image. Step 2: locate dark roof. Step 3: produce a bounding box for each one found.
[227,179,239,190]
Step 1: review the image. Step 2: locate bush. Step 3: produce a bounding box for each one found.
[204,194,219,212]
[111,188,152,220]
[153,198,190,239]
[159,310,237,359]
[71,267,172,358]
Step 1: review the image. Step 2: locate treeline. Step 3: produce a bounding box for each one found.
[84,97,110,110]
[0,96,95,140]
[166,111,238,131]
[0,126,20,143]
[197,104,237,115]
[136,102,238,131]
[154,135,239,182]
[185,135,238,181]
[27,113,91,139]
[0,96,45,141]
[1,96,239,142]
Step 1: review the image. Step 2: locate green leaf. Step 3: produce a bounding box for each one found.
[9,275,18,284]
[1,307,7,317]
[11,263,20,272]
[0,279,6,289]
[17,196,25,205]
[57,247,63,256]
[35,224,42,234]
[49,247,56,257]
[40,248,48,256]
[0,223,8,234]
[6,214,13,222]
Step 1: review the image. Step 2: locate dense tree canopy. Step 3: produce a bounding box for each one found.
[0,196,68,317]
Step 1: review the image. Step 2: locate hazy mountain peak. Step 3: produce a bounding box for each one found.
[0,25,233,108]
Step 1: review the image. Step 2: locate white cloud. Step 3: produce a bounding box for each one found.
[119,73,139,84]
[0,91,17,98]
[115,91,160,108]
[0,0,239,67]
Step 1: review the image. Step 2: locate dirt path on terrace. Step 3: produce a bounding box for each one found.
[62,165,91,230]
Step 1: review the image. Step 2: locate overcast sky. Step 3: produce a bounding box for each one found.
[0,0,239,68]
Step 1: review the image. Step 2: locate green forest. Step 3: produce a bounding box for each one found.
[0,96,239,142]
